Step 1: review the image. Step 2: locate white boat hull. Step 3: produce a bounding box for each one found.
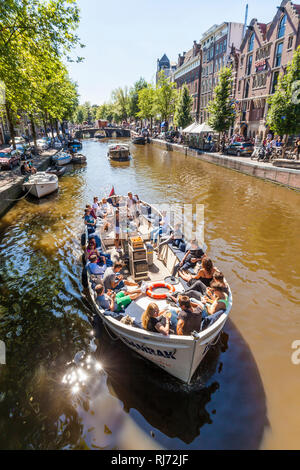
[93,301,229,383]
[23,173,58,198]
[56,155,72,166]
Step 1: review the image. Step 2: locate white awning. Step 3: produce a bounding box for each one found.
[191,122,214,134]
[182,122,198,133]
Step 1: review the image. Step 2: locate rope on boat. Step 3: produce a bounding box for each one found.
[5,185,34,201]
[103,321,119,342]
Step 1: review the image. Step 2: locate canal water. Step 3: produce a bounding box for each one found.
[0,139,299,450]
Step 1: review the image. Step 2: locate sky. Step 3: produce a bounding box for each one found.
[67,0,282,105]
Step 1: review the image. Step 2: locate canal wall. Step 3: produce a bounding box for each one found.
[0,149,58,218]
[150,139,300,191]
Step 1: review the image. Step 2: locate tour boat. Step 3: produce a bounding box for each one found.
[108,144,130,161]
[22,172,58,198]
[52,151,72,166]
[82,196,232,383]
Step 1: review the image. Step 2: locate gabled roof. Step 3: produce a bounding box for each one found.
[159,54,170,65]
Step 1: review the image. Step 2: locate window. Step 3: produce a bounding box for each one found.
[216,43,219,55]
[271,71,279,94]
[287,36,293,50]
[238,80,241,92]
[248,33,254,52]
[278,15,286,39]
[274,42,283,67]
[240,56,244,68]
[244,79,250,98]
[247,55,253,75]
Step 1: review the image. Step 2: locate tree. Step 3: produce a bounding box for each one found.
[207,66,235,143]
[174,84,193,129]
[111,87,129,122]
[154,71,177,125]
[266,46,300,142]
[127,77,148,121]
[0,0,82,146]
[137,85,155,130]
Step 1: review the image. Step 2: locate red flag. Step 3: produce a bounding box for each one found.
[109,186,115,197]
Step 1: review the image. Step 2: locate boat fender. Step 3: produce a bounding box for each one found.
[81,233,86,247]
[81,267,88,289]
[146,282,176,300]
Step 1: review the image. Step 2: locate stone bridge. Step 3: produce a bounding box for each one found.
[74,127,131,139]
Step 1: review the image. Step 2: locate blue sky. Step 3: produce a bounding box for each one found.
[67,0,281,105]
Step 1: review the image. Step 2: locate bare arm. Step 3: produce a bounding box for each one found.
[155,319,170,336]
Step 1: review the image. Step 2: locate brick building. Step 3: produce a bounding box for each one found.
[199,22,244,123]
[173,41,202,121]
[234,0,300,139]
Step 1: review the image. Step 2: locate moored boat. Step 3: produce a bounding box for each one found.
[22,172,58,198]
[71,153,87,164]
[52,151,72,166]
[82,195,232,383]
[108,144,130,161]
[46,166,66,177]
[132,136,146,145]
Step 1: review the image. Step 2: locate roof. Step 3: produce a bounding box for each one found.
[159,54,170,65]
[182,48,194,65]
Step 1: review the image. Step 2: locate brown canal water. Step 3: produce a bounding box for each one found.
[0,139,299,450]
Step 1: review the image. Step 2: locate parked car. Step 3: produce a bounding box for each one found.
[36,139,49,150]
[0,148,21,170]
[225,142,254,156]
[9,136,26,145]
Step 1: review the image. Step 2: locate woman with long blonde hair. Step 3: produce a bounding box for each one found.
[141,303,170,336]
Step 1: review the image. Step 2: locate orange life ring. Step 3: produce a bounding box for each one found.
[146,282,175,300]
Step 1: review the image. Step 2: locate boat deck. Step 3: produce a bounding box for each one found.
[96,212,185,324]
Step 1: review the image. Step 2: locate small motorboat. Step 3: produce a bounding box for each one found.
[108,144,130,161]
[71,153,87,164]
[68,139,82,150]
[46,166,66,177]
[132,136,146,145]
[22,172,58,198]
[52,151,72,166]
[82,195,232,383]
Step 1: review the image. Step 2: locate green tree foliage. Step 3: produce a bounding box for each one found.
[127,77,147,120]
[207,66,235,133]
[0,0,82,146]
[137,84,155,129]
[266,46,300,138]
[174,84,193,129]
[154,71,177,123]
[111,87,129,123]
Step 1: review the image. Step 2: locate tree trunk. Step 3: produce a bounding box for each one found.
[30,114,37,148]
[55,119,59,137]
[283,134,288,159]
[150,117,153,133]
[5,102,15,149]
[43,116,47,137]
[50,118,54,138]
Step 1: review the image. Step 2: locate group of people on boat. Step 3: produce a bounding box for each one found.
[83,192,230,337]
[141,255,229,336]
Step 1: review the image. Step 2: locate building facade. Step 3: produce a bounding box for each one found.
[173,41,202,121]
[199,21,244,123]
[234,0,300,139]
